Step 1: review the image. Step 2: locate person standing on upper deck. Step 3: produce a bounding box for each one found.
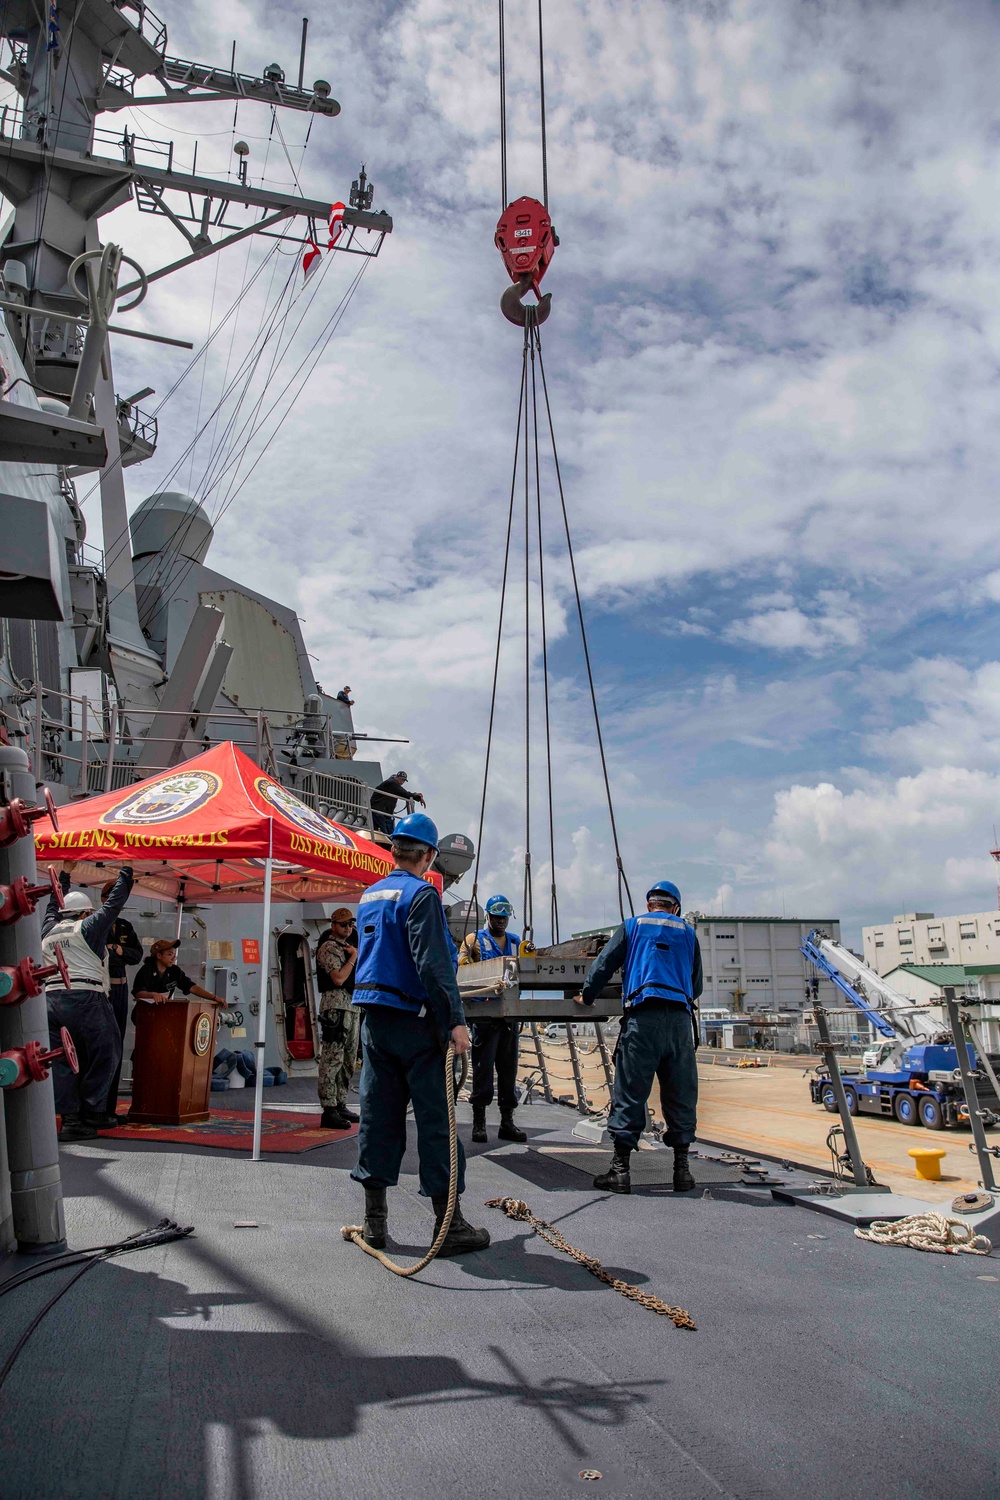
[577,880,702,1195]
[458,894,527,1146]
[350,812,490,1257]
[370,771,425,837]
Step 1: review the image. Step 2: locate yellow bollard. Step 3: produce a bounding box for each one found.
[908,1146,946,1182]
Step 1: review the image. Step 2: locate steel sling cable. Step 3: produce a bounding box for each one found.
[464,328,528,942]
[537,0,549,209]
[522,315,534,945]
[528,328,559,943]
[498,0,508,210]
[533,324,634,920]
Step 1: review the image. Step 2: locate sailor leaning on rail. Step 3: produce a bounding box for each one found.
[349,813,490,1256]
[577,880,702,1195]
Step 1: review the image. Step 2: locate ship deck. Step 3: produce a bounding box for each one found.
[1,1084,996,1499]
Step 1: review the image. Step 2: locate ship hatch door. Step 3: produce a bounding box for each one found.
[278,932,315,1060]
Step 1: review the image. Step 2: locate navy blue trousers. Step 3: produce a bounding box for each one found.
[46,987,122,1119]
[351,1007,466,1198]
[470,1019,520,1112]
[608,1004,698,1150]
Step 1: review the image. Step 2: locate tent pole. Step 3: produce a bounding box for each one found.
[251,822,274,1162]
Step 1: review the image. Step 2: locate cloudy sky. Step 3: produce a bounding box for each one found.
[72,0,1000,942]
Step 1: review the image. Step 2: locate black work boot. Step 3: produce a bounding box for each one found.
[363,1186,388,1249]
[431,1194,491,1256]
[59,1115,98,1142]
[498,1113,527,1142]
[471,1105,488,1143]
[320,1106,349,1130]
[593,1141,631,1193]
[673,1145,696,1193]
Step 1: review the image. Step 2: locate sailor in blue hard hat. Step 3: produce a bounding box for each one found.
[458,894,527,1145]
[350,811,490,1255]
[576,878,703,1194]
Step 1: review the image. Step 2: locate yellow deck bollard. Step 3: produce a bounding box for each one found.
[908,1146,946,1182]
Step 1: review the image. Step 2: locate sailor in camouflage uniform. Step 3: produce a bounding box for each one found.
[316,907,360,1129]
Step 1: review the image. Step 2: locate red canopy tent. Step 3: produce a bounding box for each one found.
[32,739,399,903]
[32,742,420,1159]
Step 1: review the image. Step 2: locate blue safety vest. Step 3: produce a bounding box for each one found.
[477,926,520,960]
[621,913,697,1010]
[353,870,433,1014]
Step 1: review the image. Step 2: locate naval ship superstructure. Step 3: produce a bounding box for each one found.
[0,0,473,1079]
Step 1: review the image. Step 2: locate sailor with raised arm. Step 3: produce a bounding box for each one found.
[577,880,702,1195]
[350,813,490,1256]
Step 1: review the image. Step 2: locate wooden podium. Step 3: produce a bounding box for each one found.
[129,998,219,1126]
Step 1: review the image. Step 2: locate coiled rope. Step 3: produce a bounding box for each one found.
[854,1213,991,1255]
[486,1196,697,1328]
[340,1044,461,1277]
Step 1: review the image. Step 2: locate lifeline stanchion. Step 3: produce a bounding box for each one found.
[563,1021,588,1114]
[486,1197,696,1329]
[594,1021,615,1096]
[528,1020,553,1102]
[341,1044,459,1277]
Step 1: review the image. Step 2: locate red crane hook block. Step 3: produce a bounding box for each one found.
[0,866,63,926]
[0,944,71,1006]
[0,1026,78,1090]
[495,196,558,326]
[0,786,59,848]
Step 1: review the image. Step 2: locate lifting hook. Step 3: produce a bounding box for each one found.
[495,196,558,327]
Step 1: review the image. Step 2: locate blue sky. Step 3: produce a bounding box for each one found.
[42,0,1000,943]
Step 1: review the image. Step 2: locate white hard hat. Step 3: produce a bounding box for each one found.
[62,890,94,914]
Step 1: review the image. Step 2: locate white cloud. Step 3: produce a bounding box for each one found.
[726,593,862,653]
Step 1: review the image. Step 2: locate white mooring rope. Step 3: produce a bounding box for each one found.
[855,1212,991,1255]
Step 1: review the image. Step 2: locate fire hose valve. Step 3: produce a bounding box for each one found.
[0,1026,78,1090]
[0,944,70,1006]
[0,786,59,848]
[0,865,63,925]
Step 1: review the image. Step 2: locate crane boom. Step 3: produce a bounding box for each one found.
[801,930,946,1045]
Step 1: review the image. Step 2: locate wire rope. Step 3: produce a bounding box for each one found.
[537,0,548,209]
[465,330,528,940]
[522,318,533,944]
[529,332,559,943]
[532,325,634,920]
[498,0,508,210]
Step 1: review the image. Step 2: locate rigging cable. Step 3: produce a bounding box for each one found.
[537,0,548,208]
[529,330,559,941]
[498,0,508,210]
[533,323,634,920]
[465,329,527,940]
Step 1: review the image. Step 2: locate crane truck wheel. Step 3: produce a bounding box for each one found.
[894,1092,919,1126]
[821,1086,838,1113]
[842,1086,858,1115]
[918,1096,944,1130]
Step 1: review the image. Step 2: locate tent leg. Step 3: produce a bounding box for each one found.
[251,851,274,1162]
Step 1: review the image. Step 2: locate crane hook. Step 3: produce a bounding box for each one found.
[495,196,558,327]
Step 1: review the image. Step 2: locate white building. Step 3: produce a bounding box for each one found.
[695,916,841,1013]
[862,910,1000,980]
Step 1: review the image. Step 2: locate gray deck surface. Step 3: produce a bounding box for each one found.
[0,1091,997,1499]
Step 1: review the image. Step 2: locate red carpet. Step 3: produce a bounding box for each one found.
[96,1107,357,1154]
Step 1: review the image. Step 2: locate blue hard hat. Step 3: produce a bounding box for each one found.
[646,879,681,906]
[391,812,440,851]
[485,894,514,917]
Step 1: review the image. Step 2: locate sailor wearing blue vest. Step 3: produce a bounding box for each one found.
[458,895,527,1145]
[577,880,702,1194]
[350,812,490,1256]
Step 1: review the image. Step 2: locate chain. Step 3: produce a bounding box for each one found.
[485,1196,696,1329]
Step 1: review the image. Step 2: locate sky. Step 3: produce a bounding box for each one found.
[57,0,1000,944]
